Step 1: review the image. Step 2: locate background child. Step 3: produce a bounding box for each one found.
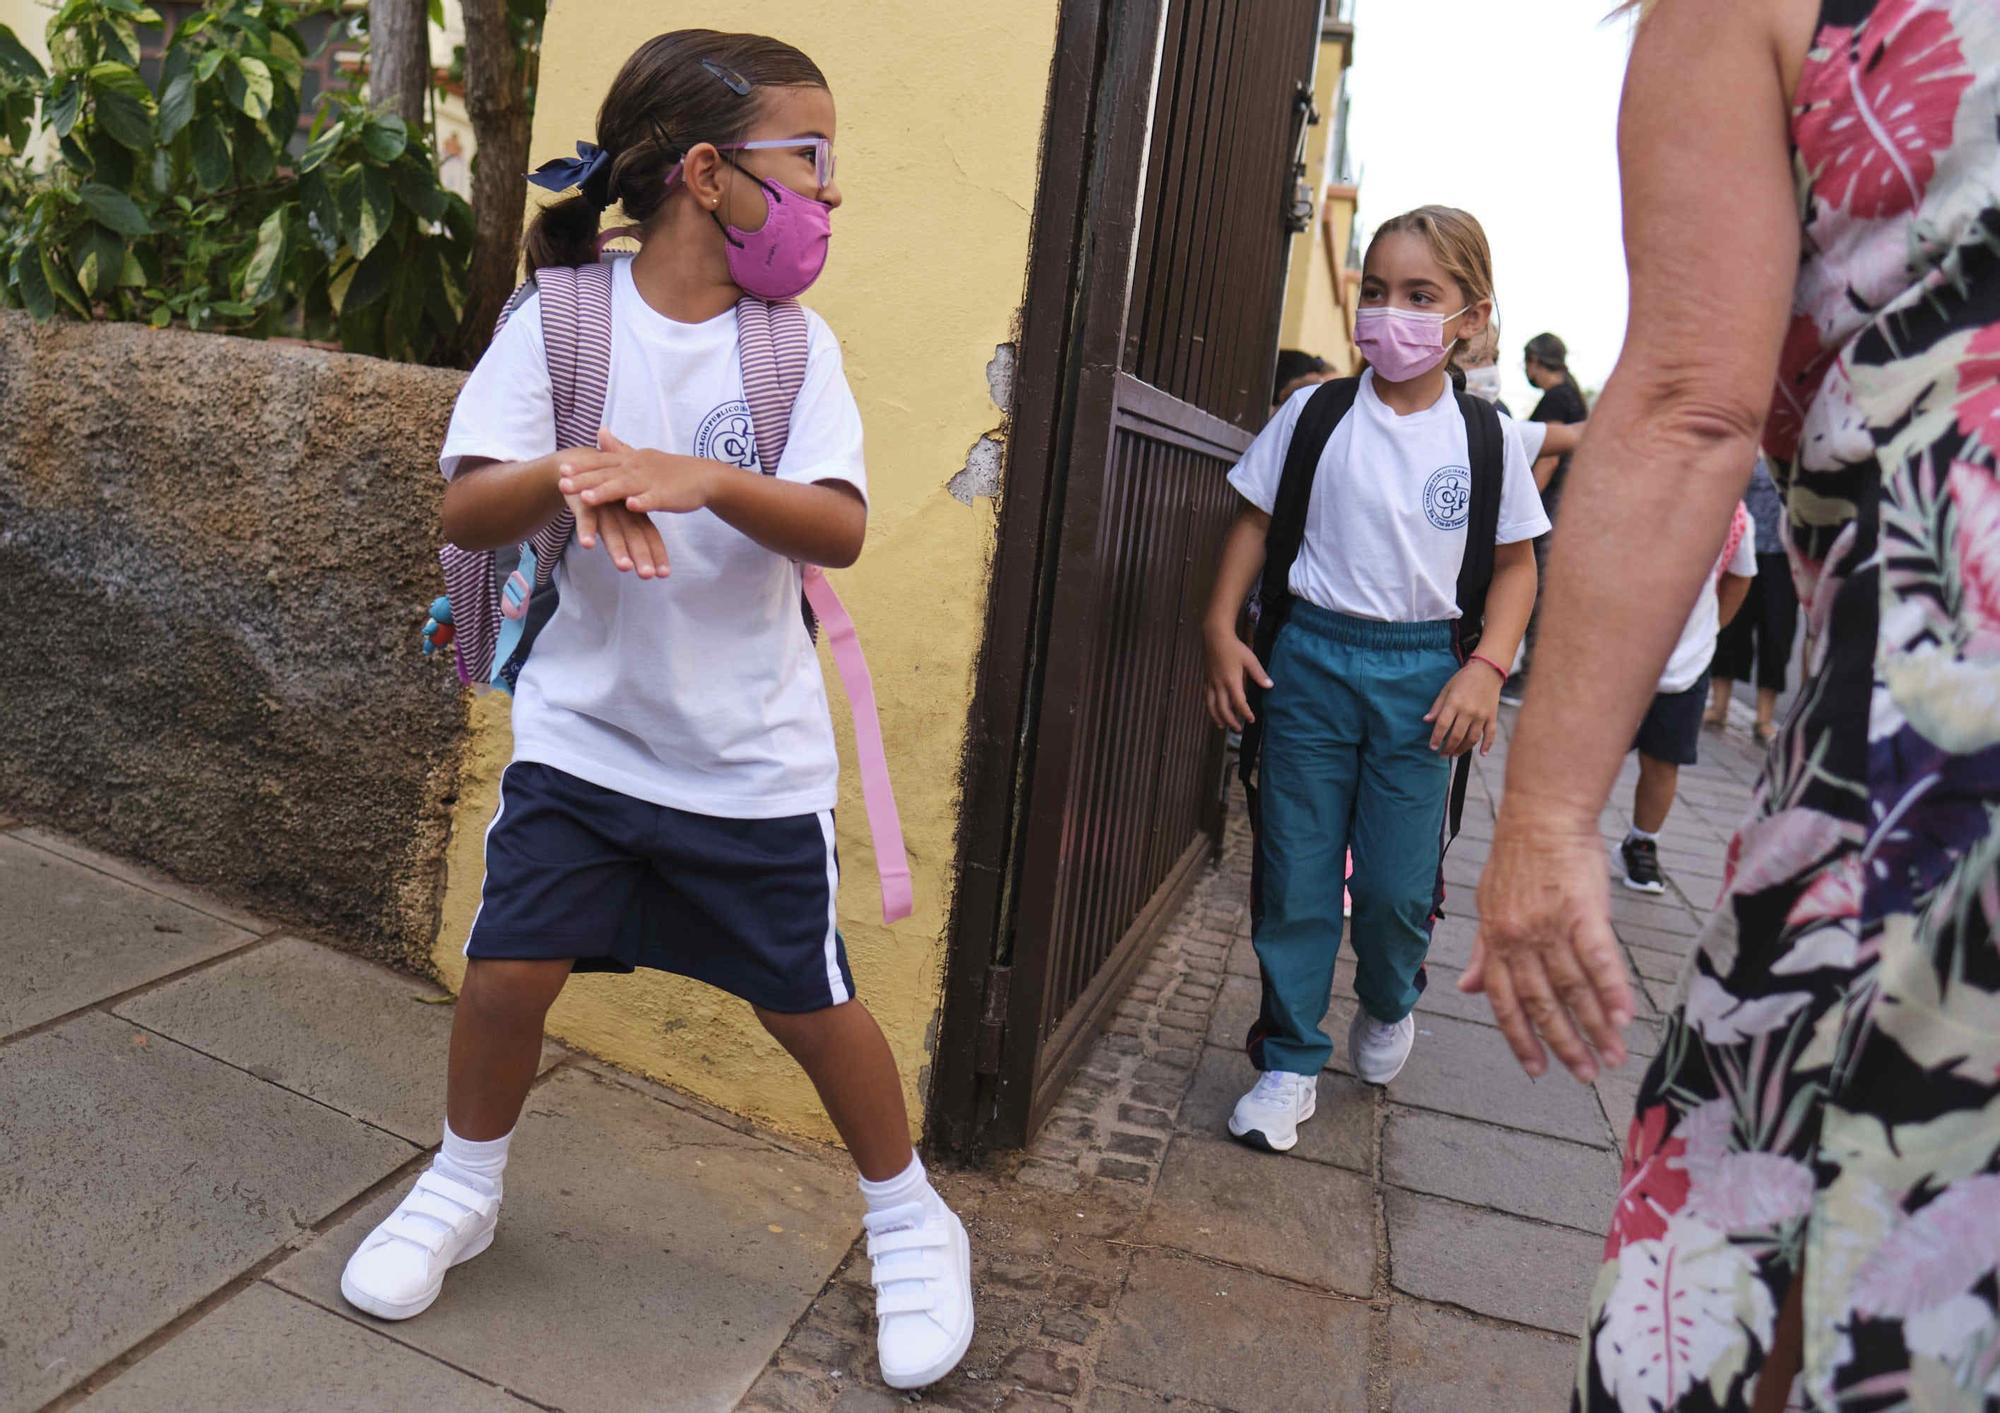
[338,31,973,1392]
[1621,503,1758,893]
[1203,206,1547,1153]
[1706,456,1795,744]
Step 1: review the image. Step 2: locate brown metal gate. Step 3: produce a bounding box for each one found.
[934,0,1323,1151]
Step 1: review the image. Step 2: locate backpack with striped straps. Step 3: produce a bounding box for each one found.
[420,257,913,924]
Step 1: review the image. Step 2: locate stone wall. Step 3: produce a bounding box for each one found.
[0,312,469,970]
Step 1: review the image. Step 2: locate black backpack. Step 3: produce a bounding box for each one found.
[1237,376,1505,847]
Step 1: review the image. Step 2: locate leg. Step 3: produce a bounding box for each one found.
[1346,645,1456,1025]
[1756,686,1780,735]
[1706,676,1734,726]
[1249,625,1362,1074]
[755,1000,911,1180]
[760,1002,975,1391]
[446,958,574,1140]
[1750,1270,1806,1413]
[1633,752,1679,834]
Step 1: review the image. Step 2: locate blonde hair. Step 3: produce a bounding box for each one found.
[1364,205,1496,371]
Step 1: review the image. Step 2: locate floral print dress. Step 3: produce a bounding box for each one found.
[1579,1,2000,1409]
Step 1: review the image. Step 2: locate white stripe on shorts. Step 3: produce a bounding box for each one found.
[817,811,848,1005]
[462,766,513,957]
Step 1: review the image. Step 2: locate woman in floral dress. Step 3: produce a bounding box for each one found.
[1465,0,2000,1407]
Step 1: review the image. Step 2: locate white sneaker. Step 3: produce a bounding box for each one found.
[865,1198,974,1390]
[1349,1011,1416,1085]
[1227,1070,1317,1152]
[340,1167,499,1321]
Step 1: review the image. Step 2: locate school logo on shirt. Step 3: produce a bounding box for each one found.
[695,401,760,471]
[1423,465,1471,531]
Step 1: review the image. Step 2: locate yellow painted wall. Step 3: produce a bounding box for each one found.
[1277,26,1358,377]
[432,2,1061,1144]
[0,0,50,72]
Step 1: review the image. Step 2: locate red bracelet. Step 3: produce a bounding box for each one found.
[1467,652,1509,682]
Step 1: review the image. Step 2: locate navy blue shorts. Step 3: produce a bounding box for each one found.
[1633,674,1709,768]
[465,762,856,1013]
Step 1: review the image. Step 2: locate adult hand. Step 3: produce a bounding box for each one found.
[1203,626,1272,732]
[1460,802,1634,1081]
[1424,664,1502,757]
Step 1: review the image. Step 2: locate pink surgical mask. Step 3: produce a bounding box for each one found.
[1354,304,1467,383]
[720,172,832,301]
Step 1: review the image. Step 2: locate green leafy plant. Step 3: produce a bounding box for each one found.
[0,0,472,363]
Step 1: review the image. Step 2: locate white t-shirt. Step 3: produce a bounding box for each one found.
[1660,521,1759,694]
[1227,370,1551,622]
[1515,417,1549,464]
[439,258,867,819]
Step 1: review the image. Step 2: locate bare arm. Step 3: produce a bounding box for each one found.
[1537,421,1587,459]
[555,430,867,570]
[1532,454,1560,492]
[1468,0,1804,1080]
[1426,537,1537,756]
[1717,571,1754,628]
[1202,505,1273,730]
[441,454,568,551]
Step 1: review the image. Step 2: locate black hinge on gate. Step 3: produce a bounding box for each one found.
[973,964,1013,1076]
[1284,82,1320,235]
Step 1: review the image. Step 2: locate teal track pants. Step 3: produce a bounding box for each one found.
[1248,604,1460,1075]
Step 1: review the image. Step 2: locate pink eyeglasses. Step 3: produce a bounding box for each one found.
[716,137,837,190]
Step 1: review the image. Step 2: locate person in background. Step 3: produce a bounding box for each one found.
[1619,506,1757,894]
[1460,323,1589,466]
[1503,332,1590,705]
[1705,456,1796,743]
[1272,348,1337,411]
[1468,0,2000,1405]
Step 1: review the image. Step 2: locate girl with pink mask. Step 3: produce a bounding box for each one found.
[339,31,973,1391]
[1202,206,1547,1153]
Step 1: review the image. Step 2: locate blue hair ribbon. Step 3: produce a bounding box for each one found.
[526,141,613,206]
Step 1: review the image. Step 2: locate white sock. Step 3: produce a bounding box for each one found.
[434,1122,511,1198]
[858,1153,940,1220]
[1627,826,1660,845]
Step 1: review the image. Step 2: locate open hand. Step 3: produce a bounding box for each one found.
[1461,806,1634,1082]
[1424,664,1502,757]
[1204,627,1273,731]
[562,486,670,578]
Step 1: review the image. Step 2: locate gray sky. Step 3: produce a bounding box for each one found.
[1343,0,1636,411]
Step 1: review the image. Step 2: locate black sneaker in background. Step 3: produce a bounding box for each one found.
[1621,837,1666,894]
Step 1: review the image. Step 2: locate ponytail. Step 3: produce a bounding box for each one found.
[523,192,604,275]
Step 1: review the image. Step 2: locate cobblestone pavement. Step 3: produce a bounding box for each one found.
[744,704,1774,1412]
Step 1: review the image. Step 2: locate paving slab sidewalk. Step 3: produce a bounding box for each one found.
[0,825,859,1413]
[2,702,1766,1412]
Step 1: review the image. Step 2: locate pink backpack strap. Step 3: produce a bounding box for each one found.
[736,295,913,925]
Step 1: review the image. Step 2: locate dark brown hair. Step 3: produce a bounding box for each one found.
[523,30,828,274]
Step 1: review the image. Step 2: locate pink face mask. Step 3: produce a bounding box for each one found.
[720,172,832,301]
[1354,304,1467,383]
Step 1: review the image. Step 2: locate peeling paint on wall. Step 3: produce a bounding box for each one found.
[948,433,1006,505]
[986,342,1016,413]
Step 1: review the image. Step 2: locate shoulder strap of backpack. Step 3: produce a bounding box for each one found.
[525,263,615,594]
[1450,389,1505,657]
[734,294,811,469]
[1254,377,1362,657]
[1238,376,1361,799]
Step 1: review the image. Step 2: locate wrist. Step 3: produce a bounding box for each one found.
[1466,651,1508,683]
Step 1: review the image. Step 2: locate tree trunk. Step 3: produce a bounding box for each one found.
[455,0,536,365]
[366,0,430,126]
